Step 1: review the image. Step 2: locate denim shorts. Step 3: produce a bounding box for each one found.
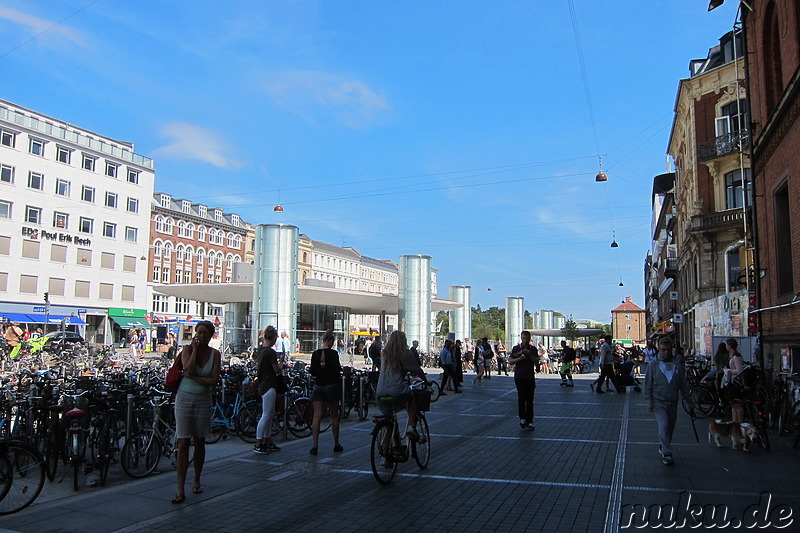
[312,383,341,402]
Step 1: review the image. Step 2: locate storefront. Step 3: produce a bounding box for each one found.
[107,307,150,346]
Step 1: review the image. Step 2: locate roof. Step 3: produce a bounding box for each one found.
[612,297,645,313]
[311,240,362,260]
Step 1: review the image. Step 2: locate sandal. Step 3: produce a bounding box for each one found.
[192,485,203,494]
[171,494,185,504]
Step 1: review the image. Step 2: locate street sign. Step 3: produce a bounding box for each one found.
[669,291,678,300]
[32,306,45,312]
[673,313,684,324]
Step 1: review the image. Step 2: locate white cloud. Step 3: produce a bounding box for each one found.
[262,71,390,128]
[152,122,240,169]
[0,6,87,48]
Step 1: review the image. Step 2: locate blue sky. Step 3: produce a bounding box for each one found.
[0,1,741,322]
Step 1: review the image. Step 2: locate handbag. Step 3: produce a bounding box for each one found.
[165,355,183,392]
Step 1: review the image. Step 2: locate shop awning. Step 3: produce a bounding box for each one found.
[0,312,36,323]
[109,316,150,328]
[23,314,87,325]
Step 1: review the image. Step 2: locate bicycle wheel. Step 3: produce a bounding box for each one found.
[370,422,397,485]
[0,441,45,515]
[205,423,225,444]
[689,387,716,418]
[235,400,260,443]
[287,398,312,438]
[428,381,441,403]
[121,430,161,478]
[357,383,369,421]
[43,413,61,482]
[413,414,430,469]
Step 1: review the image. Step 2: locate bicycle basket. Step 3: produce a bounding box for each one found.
[414,390,432,412]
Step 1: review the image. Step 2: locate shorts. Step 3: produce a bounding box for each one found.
[377,392,411,416]
[560,362,572,374]
[312,383,341,402]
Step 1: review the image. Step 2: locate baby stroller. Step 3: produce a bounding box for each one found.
[614,360,642,392]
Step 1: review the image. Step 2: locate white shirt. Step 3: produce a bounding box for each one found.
[659,360,676,383]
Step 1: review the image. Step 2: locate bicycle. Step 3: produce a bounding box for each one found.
[0,439,46,515]
[370,378,431,485]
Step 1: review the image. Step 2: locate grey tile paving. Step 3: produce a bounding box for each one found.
[1,374,799,532]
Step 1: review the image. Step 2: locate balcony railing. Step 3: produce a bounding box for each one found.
[664,257,678,279]
[698,131,750,162]
[689,208,745,234]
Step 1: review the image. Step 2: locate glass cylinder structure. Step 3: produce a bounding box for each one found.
[252,224,298,348]
[449,286,472,342]
[398,255,432,350]
[506,297,524,349]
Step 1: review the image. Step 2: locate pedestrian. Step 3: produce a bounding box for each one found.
[129,329,138,358]
[481,337,494,378]
[308,330,343,456]
[473,339,485,385]
[208,332,222,352]
[4,321,24,359]
[276,331,291,364]
[592,335,618,394]
[172,320,221,503]
[508,331,539,431]
[642,340,657,375]
[138,329,147,353]
[254,326,282,455]
[453,339,464,393]
[369,336,382,371]
[464,338,474,372]
[439,340,456,395]
[644,337,694,466]
[31,327,43,339]
[537,343,548,374]
[724,338,746,424]
[495,339,509,376]
[559,340,575,387]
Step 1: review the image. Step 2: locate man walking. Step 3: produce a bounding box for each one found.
[559,340,575,387]
[509,331,539,431]
[592,335,618,394]
[644,338,694,466]
[276,331,291,364]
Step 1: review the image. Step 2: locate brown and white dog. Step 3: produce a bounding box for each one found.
[708,420,757,451]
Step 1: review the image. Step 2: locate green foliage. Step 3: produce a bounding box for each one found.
[524,310,532,329]
[470,306,505,341]
[436,311,449,336]
[561,319,581,342]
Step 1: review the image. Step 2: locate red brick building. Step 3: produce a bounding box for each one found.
[740,1,800,369]
[612,297,647,345]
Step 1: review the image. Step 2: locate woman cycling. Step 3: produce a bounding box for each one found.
[376,330,420,440]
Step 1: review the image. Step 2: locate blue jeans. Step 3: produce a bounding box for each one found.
[653,401,678,455]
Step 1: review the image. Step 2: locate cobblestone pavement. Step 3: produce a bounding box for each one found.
[2,374,799,532]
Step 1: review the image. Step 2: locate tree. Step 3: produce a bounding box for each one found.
[470,306,505,341]
[435,311,449,337]
[561,319,581,344]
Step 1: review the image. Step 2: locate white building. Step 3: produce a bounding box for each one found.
[0,99,154,344]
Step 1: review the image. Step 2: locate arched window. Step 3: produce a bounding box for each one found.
[164,217,174,234]
[197,226,206,242]
[176,244,185,261]
[153,240,163,257]
[155,216,165,233]
[196,249,204,265]
[186,223,195,239]
[177,221,186,237]
[163,242,173,260]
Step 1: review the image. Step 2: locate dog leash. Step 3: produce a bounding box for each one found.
[689,412,700,443]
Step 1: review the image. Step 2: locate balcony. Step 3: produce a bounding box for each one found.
[698,131,750,162]
[664,257,678,279]
[689,208,745,234]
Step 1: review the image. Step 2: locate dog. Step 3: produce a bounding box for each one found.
[707,420,757,451]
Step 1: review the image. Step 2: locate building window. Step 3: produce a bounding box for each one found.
[29,137,44,156]
[51,244,67,262]
[164,218,173,234]
[74,280,90,298]
[105,161,118,178]
[162,267,170,283]
[125,226,138,242]
[184,271,191,283]
[77,248,92,266]
[48,278,65,297]
[79,217,93,233]
[123,255,136,272]
[725,169,752,209]
[22,240,40,259]
[231,214,240,226]
[127,169,139,184]
[103,222,116,238]
[175,269,182,283]
[82,154,96,171]
[163,243,172,259]
[25,171,44,190]
[186,224,194,239]
[0,200,10,219]
[775,183,794,296]
[53,212,68,229]
[121,285,134,301]
[81,186,95,203]
[153,265,160,282]
[155,216,164,233]
[0,129,15,147]
[197,226,206,241]
[25,205,42,224]
[101,252,115,269]
[127,197,138,213]
[99,283,113,300]
[56,146,71,164]
[160,194,170,208]
[105,192,118,208]
[0,236,9,255]
[181,200,191,214]
[55,178,70,197]
[19,274,38,293]
[0,164,13,183]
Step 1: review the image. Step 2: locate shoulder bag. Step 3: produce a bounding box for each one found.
[165,355,183,392]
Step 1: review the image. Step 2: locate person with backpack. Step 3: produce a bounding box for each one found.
[559,340,575,387]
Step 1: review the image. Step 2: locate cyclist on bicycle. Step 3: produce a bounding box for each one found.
[376,330,421,441]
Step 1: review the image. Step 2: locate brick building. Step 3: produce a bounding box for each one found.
[612,297,646,345]
[740,0,800,369]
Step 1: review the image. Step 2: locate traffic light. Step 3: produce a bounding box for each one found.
[44,292,49,302]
